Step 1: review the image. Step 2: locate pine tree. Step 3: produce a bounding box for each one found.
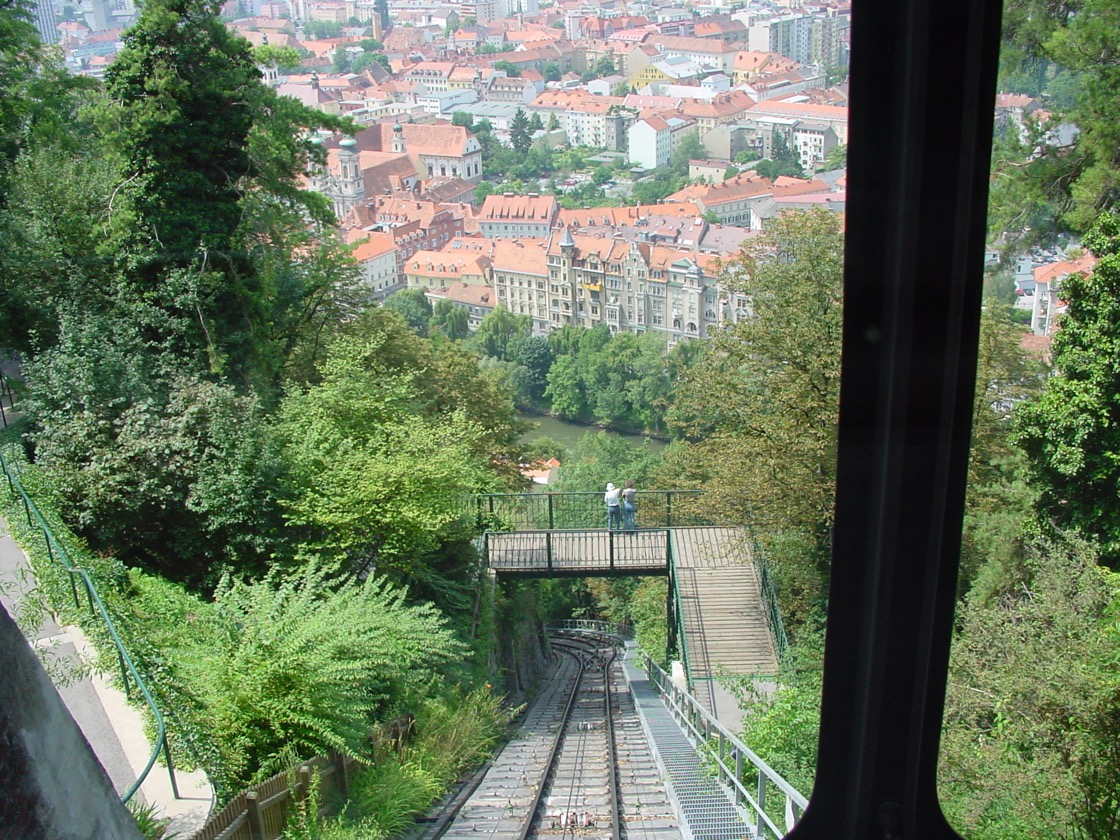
[510,107,532,154]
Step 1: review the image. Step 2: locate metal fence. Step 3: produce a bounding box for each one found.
[484,528,671,576]
[0,368,16,429]
[752,541,789,660]
[547,619,634,638]
[0,445,179,803]
[644,654,808,839]
[473,490,707,532]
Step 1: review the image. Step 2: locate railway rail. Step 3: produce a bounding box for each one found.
[436,631,681,840]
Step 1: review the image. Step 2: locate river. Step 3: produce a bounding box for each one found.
[517,412,668,452]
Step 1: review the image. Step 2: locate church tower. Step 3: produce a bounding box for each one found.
[336,137,365,218]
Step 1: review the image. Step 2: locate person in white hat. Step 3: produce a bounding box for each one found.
[604,482,622,530]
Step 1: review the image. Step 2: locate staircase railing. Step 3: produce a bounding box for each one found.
[0,445,179,803]
[644,653,808,839]
[752,539,789,660]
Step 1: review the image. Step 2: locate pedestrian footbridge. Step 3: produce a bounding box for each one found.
[474,492,785,723]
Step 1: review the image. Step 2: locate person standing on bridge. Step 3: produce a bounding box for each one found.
[605,482,622,530]
[621,479,637,530]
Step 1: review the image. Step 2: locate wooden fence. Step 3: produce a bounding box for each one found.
[188,751,360,840]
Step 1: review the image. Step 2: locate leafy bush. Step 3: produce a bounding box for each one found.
[198,565,465,789]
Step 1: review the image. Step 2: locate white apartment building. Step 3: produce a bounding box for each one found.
[628,115,696,169]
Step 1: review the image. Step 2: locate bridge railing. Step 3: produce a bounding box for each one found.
[0,445,179,804]
[474,490,707,532]
[644,654,808,839]
[485,527,671,576]
[548,619,634,638]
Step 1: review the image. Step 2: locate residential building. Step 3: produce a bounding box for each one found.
[748,99,849,143]
[484,73,545,103]
[627,115,696,169]
[544,229,726,343]
[491,238,551,333]
[677,89,757,132]
[528,90,624,148]
[748,14,813,65]
[666,170,775,225]
[404,249,492,289]
[1031,253,1096,337]
[690,159,732,182]
[352,232,403,298]
[32,0,57,44]
[642,34,740,73]
[424,282,496,329]
[402,61,457,93]
[791,121,838,170]
[478,194,559,238]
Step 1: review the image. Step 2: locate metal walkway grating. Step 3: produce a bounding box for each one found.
[623,644,756,840]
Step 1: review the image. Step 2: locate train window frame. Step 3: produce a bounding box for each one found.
[783,0,1004,837]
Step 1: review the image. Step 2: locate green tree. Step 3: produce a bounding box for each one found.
[452,110,474,129]
[333,45,351,72]
[0,146,118,352]
[510,106,531,154]
[751,132,803,180]
[988,0,1120,239]
[940,534,1120,839]
[0,0,42,175]
[821,143,846,171]
[476,42,499,55]
[493,59,521,77]
[547,112,560,131]
[670,130,705,176]
[545,353,588,419]
[1012,212,1120,564]
[429,298,470,340]
[276,313,518,587]
[542,61,562,82]
[382,287,433,334]
[669,209,843,607]
[506,334,553,404]
[527,111,544,133]
[0,0,97,195]
[302,19,342,38]
[473,304,531,360]
[589,55,615,79]
[99,0,350,389]
[253,43,301,71]
[24,314,288,586]
[473,180,495,203]
[550,431,666,494]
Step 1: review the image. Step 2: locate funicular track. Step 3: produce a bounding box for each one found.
[436,631,680,840]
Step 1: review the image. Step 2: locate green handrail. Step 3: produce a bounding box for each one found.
[670,540,691,681]
[751,539,789,660]
[0,445,179,803]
